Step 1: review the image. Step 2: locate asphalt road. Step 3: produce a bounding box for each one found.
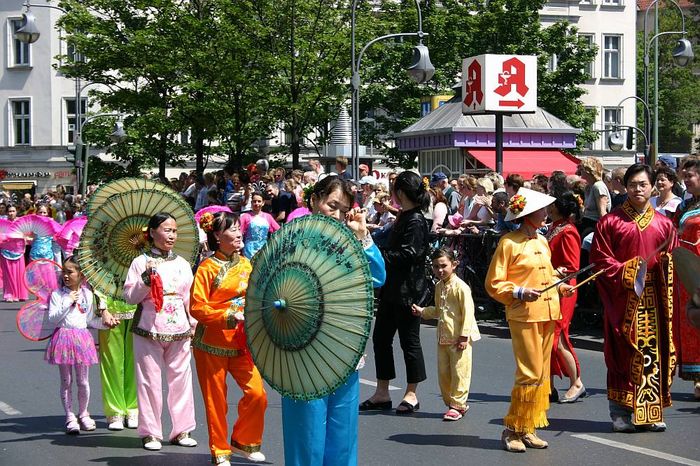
[0,300,698,466]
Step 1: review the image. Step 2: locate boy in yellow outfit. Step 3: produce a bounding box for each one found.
[412,248,481,421]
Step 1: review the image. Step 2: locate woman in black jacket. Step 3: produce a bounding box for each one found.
[360,171,430,414]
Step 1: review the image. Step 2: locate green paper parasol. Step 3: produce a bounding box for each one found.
[87,177,171,216]
[244,214,374,401]
[76,185,197,300]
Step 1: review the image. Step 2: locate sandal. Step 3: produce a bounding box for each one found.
[65,418,80,435]
[443,405,469,421]
[395,400,420,415]
[359,399,392,411]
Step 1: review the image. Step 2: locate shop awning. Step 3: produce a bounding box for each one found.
[467,149,579,179]
[1,181,37,191]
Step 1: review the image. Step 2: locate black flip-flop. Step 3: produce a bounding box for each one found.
[396,400,420,415]
[359,399,392,411]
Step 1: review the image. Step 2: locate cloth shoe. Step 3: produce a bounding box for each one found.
[172,432,197,447]
[694,382,700,400]
[142,436,162,451]
[521,432,548,449]
[125,412,138,429]
[78,415,96,431]
[232,446,266,462]
[639,422,667,432]
[501,429,526,453]
[107,415,124,431]
[65,416,80,435]
[612,416,635,433]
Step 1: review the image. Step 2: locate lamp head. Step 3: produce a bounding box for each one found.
[407,44,435,84]
[110,120,126,143]
[672,38,694,67]
[608,130,625,152]
[15,11,40,44]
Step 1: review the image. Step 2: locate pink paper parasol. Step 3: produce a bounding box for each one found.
[54,216,88,256]
[0,214,61,241]
[195,205,232,222]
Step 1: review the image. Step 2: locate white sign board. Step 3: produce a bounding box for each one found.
[461,54,537,114]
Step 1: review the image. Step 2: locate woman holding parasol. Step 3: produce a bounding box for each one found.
[279,176,386,466]
[189,211,268,465]
[485,188,574,452]
[0,205,28,302]
[123,212,198,451]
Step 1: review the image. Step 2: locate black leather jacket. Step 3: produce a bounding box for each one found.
[380,207,429,306]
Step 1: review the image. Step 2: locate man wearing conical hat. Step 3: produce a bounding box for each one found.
[590,163,677,433]
[485,188,574,452]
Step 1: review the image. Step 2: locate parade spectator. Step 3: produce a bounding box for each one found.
[359,163,370,178]
[428,187,449,234]
[195,173,217,211]
[577,157,611,236]
[491,191,517,233]
[431,172,460,214]
[591,164,676,433]
[457,175,477,218]
[191,212,268,464]
[360,176,378,218]
[547,171,568,195]
[607,167,627,209]
[462,177,495,228]
[266,183,295,223]
[123,213,198,451]
[308,159,324,177]
[545,192,585,403]
[412,248,481,421]
[485,188,573,452]
[361,171,429,415]
[504,174,524,199]
[335,156,352,180]
[651,166,681,218]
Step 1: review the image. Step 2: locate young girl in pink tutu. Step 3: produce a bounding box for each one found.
[45,256,102,434]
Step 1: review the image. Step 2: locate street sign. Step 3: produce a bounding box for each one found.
[461,54,537,114]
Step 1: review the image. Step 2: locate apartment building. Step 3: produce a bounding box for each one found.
[540,0,638,167]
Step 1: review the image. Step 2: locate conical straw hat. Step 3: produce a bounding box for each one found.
[504,187,556,222]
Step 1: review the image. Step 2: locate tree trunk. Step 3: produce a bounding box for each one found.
[195,132,205,176]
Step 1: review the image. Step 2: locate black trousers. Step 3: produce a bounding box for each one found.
[372,299,427,384]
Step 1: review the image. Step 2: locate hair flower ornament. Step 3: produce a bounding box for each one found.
[422,176,430,191]
[508,194,527,216]
[199,212,215,233]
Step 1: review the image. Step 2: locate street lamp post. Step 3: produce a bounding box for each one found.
[642,0,693,161]
[351,0,435,180]
[610,95,652,163]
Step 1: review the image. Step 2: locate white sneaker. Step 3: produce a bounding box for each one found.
[142,436,162,451]
[125,412,138,429]
[172,432,198,447]
[232,446,266,462]
[612,416,635,433]
[107,416,124,431]
[641,421,667,432]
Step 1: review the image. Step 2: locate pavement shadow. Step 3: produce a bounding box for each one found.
[467,392,511,403]
[546,417,612,434]
[90,452,213,466]
[387,433,503,450]
[360,410,443,419]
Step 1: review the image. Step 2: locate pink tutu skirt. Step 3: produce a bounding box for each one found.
[45,328,98,366]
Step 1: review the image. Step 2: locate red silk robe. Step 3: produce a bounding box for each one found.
[590,201,677,425]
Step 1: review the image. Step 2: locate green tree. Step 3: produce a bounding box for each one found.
[357,0,598,168]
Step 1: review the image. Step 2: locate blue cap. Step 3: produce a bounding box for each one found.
[431,172,448,183]
[658,155,677,169]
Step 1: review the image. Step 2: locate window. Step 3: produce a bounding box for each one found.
[11,99,31,145]
[10,19,30,66]
[547,54,558,72]
[65,98,87,144]
[602,0,621,5]
[603,35,622,79]
[604,106,622,148]
[580,34,595,79]
[421,101,431,117]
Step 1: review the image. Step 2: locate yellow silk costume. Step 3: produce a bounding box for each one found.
[485,230,562,434]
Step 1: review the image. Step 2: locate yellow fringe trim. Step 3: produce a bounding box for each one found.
[504,381,551,434]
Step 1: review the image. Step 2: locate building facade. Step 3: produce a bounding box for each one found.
[540,0,639,167]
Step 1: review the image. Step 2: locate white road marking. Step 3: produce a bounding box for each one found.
[359,378,401,391]
[572,434,700,466]
[0,401,22,416]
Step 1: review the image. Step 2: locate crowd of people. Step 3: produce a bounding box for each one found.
[0,153,699,463]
